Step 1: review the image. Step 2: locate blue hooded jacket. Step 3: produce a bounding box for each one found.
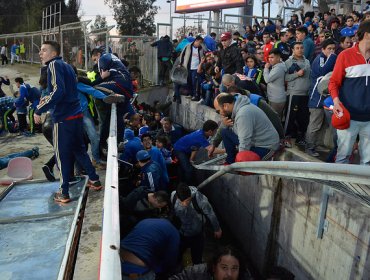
[308,52,337,108]
[203,35,216,52]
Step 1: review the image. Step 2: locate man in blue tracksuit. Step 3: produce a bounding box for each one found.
[15,77,41,135]
[34,40,102,203]
[94,53,135,145]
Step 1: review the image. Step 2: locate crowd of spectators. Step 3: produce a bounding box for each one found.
[154,9,370,162]
[0,6,370,280]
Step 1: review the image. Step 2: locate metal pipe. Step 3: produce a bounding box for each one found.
[197,165,232,190]
[195,161,370,187]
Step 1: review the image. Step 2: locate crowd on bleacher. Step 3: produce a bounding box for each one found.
[154,9,370,164]
[0,6,369,280]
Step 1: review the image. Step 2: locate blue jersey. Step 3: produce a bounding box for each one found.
[173,129,210,154]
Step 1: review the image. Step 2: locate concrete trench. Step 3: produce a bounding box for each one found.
[136,88,370,280]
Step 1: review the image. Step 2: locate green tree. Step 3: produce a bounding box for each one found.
[0,0,80,34]
[175,26,204,39]
[90,15,108,43]
[105,0,158,36]
[91,15,108,31]
[62,0,81,24]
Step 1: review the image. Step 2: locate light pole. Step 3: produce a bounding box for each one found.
[166,0,174,38]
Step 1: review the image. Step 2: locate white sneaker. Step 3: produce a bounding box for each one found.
[197,98,204,104]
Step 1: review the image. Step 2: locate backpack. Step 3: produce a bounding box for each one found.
[26,86,41,103]
[170,193,205,230]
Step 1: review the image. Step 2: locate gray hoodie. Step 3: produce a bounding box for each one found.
[171,186,220,237]
[264,62,287,103]
[231,95,280,151]
[284,55,311,96]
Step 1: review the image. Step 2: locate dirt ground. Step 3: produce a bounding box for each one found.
[0,64,54,182]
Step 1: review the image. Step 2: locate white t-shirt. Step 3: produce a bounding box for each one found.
[1,46,5,55]
[190,46,200,70]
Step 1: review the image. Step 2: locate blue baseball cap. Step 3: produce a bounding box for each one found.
[136,150,151,161]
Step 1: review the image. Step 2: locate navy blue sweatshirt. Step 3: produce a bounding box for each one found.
[36,56,81,122]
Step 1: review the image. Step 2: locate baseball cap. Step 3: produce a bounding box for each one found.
[136,150,151,161]
[331,104,350,130]
[220,32,232,41]
[124,128,134,140]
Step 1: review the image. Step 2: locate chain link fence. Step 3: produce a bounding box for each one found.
[0,21,159,86]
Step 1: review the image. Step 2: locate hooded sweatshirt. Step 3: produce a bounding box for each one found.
[285,55,311,96]
[171,186,220,237]
[264,62,287,103]
[231,95,280,151]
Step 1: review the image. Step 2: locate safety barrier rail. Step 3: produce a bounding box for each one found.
[99,104,121,280]
[196,160,370,208]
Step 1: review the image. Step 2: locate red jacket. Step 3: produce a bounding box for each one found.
[328,44,370,121]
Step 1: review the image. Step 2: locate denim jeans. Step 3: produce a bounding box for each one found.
[83,109,100,163]
[221,128,272,163]
[121,262,155,280]
[0,148,38,170]
[189,70,200,97]
[203,89,213,107]
[336,120,370,165]
[180,232,204,265]
[173,150,193,185]
[174,83,181,101]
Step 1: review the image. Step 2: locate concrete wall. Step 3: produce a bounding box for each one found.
[170,95,370,280]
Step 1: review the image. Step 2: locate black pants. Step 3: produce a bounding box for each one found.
[1,54,8,65]
[284,95,309,138]
[17,113,27,132]
[180,232,204,265]
[158,59,172,84]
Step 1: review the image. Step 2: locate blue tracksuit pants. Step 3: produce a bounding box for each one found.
[53,115,99,195]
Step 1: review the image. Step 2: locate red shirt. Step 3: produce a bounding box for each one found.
[263,42,274,63]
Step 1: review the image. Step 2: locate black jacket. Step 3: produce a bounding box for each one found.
[217,42,244,74]
[151,37,173,59]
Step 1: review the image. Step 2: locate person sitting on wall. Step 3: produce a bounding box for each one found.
[213,93,280,164]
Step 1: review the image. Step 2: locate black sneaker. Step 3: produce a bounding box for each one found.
[87,180,103,191]
[42,165,56,182]
[191,96,200,101]
[54,191,71,203]
[305,148,320,157]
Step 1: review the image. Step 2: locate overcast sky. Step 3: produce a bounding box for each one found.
[78,0,280,36]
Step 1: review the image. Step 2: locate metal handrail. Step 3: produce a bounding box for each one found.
[99,104,122,280]
[195,161,370,207]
